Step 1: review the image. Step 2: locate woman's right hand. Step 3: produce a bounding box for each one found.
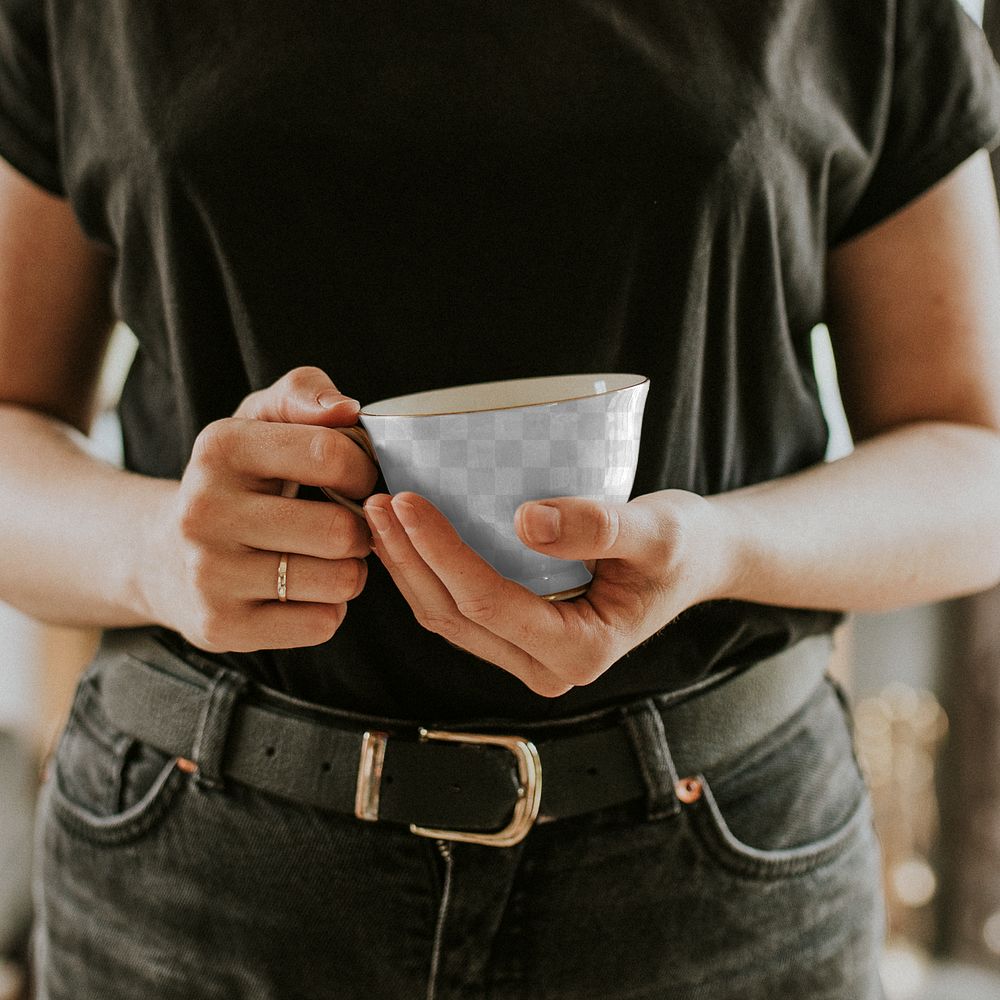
[139,367,378,653]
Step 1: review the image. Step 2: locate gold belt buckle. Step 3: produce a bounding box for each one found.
[354,727,542,848]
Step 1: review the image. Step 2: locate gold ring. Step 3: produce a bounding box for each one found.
[277,553,289,602]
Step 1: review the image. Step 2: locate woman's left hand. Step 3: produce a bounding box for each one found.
[363,490,736,697]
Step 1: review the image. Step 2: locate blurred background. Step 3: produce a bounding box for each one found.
[4,2,1000,998]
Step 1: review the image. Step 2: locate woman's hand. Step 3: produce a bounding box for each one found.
[361,153,1000,692]
[140,367,378,653]
[363,490,737,697]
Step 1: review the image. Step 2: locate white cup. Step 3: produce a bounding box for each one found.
[328,373,649,600]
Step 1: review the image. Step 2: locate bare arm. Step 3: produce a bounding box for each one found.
[0,160,151,624]
[708,150,1000,611]
[0,159,375,648]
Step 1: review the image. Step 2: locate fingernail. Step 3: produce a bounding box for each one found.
[391,498,418,530]
[366,504,390,535]
[522,503,560,544]
[318,391,360,414]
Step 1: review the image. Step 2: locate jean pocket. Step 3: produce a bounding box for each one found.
[679,679,872,880]
[48,672,185,846]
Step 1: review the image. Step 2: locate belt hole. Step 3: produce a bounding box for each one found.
[321,761,332,773]
[264,745,276,758]
[586,766,599,777]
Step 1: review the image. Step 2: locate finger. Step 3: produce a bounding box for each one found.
[194,419,378,497]
[388,492,616,685]
[243,552,367,604]
[220,602,348,652]
[234,366,361,426]
[365,495,573,698]
[514,496,665,563]
[229,493,372,560]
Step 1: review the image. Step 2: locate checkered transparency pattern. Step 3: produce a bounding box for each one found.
[360,381,648,596]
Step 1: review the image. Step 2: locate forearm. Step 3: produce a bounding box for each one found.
[708,421,1000,613]
[0,404,171,627]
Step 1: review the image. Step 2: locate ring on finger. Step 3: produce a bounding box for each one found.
[277,552,289,602]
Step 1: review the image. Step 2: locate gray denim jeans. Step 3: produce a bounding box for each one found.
[0,729,34,958]
[33,646,886,999]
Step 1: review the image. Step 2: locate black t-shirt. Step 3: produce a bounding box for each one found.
[3,0,1000,723]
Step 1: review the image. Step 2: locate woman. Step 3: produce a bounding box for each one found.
[2,0,1000,997]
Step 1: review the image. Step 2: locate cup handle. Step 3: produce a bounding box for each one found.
[321,425,380,518]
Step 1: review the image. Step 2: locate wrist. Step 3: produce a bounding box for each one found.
[689,491,752,603]
[639,489,744,607]
[123,474,179,626]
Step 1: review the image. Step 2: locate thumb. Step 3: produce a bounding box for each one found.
[515,496,659,562]
[234,366,361,426]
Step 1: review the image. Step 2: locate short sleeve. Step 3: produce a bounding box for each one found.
[0,0,64,195]
[834,0,1000,244]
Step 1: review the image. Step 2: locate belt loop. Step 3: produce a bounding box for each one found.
[622,699,682,820]
[190,667,248,790]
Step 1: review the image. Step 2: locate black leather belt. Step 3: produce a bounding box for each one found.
[91,630,832,847]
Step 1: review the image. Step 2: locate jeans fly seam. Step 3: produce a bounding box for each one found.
[426,840,454,1000]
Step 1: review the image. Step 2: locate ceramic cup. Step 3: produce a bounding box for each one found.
[326,373,649,600]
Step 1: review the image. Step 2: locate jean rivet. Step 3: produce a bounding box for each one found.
[176,757,199,775]
[674,777,702,804]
